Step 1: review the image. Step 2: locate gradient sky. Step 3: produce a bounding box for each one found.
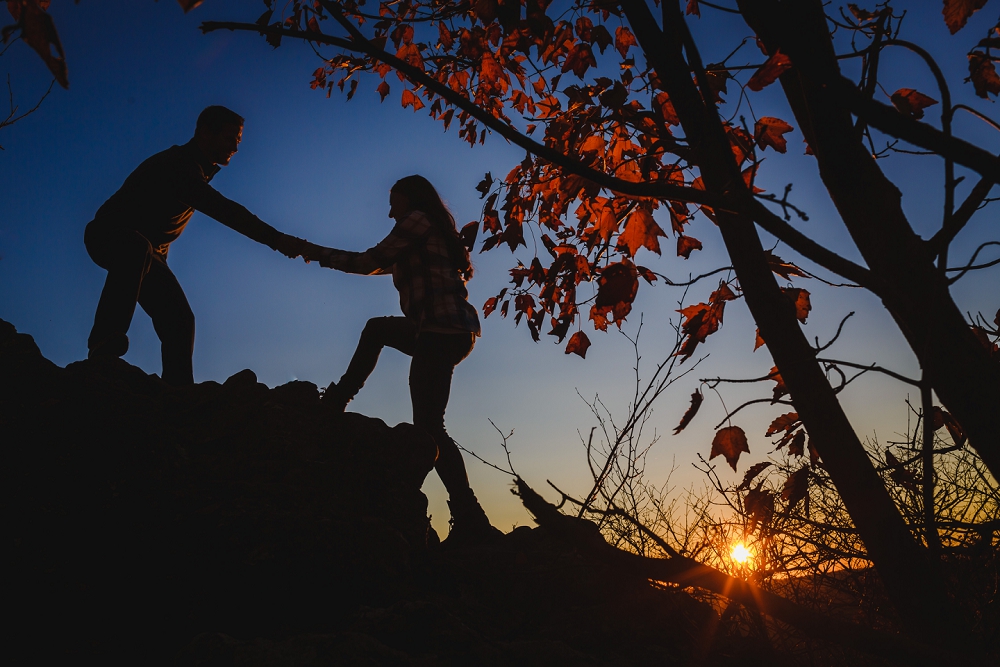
[3,1,997,534]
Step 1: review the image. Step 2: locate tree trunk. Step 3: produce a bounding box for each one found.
[737,0,1000,482]
[621,0,963,640]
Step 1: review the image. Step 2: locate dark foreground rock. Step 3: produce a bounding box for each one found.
[3,319,770,666]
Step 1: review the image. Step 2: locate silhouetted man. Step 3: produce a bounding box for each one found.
[85,106,303,385]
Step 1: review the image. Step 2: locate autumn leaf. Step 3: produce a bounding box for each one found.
[618,208,665,256]
[615,26,637,58]
[754,328,766,351]
[765,250,810,280]
[885,449,920,490]
[686,0,701,17]
[781,467,809,510]
[765,412,800,437]
[747,51,792,91]
[562,43,598,79]
[808,438,821,466]
[738,461,772,490]
[176,0,205,11]
[674,390,703,434]
[590,261,639,331]
[744,486,775,531]
[710,425,751,471]
[787,430,806,457]
[654,92,680,126]
[377,81,390,102]
[475,172,494,199]
[565,331,591,358]
[9,0,68,88]
[676,235,703,259]
[769,366,788,402]
[968,52,1000,98]
[755,117,794,153]
[782,287,812,323]
[943,0,988,34]
[483,296,499,318]
[401,88,426,111]
[890,88,938,119]
[848,4,880,23]
[941,410,967,446]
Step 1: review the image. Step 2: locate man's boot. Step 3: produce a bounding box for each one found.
[88,333,129,360]
[442,488,502,547]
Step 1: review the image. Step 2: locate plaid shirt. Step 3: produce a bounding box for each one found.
[335,211,481,335]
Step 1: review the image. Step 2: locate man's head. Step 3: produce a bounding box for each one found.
[194,106,244,166]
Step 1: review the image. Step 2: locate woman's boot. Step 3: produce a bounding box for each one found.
[442,488,502,547]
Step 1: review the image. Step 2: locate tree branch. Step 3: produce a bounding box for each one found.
[832,76,1000,185]
[200,20,723,207]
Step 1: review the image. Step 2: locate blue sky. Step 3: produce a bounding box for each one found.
[3,1,997,533]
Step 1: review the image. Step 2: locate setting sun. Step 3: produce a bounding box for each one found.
[731,543,751,565]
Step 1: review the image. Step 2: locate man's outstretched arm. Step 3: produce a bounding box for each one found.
[178,177,306,258]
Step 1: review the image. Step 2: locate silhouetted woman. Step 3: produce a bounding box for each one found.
[310,175,498,543]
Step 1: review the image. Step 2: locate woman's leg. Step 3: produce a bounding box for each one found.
[409,332,497,540]
[329,317,417,406]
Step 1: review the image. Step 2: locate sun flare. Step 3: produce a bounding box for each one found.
[731,543,751,565]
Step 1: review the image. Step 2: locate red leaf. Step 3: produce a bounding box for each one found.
[782,287,812,323]
[754,117,794,153]
[590,261,639,331]
[787,430,805,457]
[483,296,499,318]
[710,426,751,471]
[781,467,809,509]
[747,51,792,91]
[618,208,665,256]
[808,438,821,466]
[438,22,455,51]
[565,331,591,358]
[674,390,703,435]
[176,0,205,11]
[754,328,766,351]
[636,265,657,284]
[653,92,680,126]
[890,88,938,119]
[686,0,701,17]
[562,43,598,79]
[943,0,988,34]
[738,461,772,490]
[744,487,775,531]
[614,26,637,58]
[769,366,788,402]
[676,235,703,259]
[401,88,425,111]
[969,52,1000,98]
[12,0,68,88]
[765,412,800,437]
[943,411,967,446]
[765,250,810,280]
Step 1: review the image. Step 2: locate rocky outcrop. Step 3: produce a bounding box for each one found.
[2,319,762,666]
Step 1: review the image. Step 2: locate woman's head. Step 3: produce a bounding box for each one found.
[390,175,450,223]
[390,175,473,279]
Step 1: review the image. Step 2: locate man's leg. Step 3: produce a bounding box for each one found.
[137,256,195,386]
[333,316,417,400]
[85,222,154,358]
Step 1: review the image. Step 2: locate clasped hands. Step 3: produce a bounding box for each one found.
[274,234,349,269]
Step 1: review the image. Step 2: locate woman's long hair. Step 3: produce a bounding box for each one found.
[391,175,473,280]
